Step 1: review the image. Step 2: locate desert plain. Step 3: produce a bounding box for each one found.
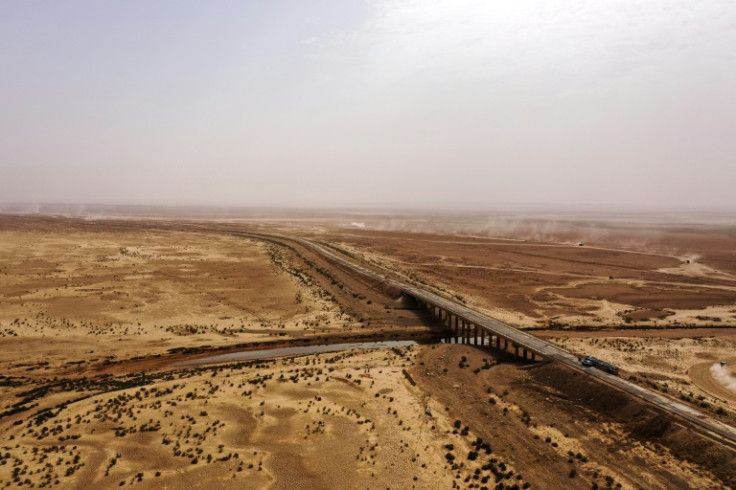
[0,210,735,489]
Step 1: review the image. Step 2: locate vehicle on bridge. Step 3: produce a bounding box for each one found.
[581,356,619,375]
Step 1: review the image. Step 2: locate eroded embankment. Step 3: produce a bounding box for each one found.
[530,362,736,487]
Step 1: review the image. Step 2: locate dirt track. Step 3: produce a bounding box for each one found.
[690,357,736,404]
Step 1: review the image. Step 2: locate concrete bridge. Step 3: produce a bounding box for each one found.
[407,286,568,362]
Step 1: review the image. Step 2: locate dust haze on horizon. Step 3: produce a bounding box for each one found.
[1,1,735,210]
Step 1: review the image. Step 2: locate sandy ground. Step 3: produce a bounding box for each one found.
[0,226,337,363]
[0,347,485,489]
[1,214,736,489]
[0,218,437,381]
[2,343,731,489]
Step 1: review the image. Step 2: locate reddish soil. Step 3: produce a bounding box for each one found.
[311,222,736,327]
[549,282,735,310]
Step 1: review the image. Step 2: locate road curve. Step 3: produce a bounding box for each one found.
[266,234,736,448]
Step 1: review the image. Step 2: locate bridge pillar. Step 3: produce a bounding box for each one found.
[479,329,484,346]
[474,325,478,345]
[514,344,519,359]
[523,348,528,360]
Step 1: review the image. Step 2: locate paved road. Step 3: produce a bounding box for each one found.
[280,235,736,447]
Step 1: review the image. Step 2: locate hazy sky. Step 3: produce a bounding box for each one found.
[1,1,735,209]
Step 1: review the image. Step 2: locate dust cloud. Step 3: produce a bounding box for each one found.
[711,363,736,392]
